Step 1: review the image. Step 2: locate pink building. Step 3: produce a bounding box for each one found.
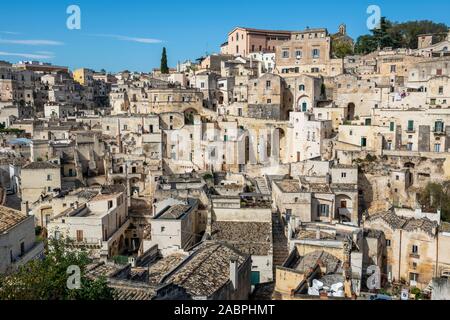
[224,27,292,57]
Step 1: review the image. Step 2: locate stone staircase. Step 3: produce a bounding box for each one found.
[272,211,289,270]
[255,176,270,195]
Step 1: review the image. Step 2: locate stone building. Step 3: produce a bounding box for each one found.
[224,27,292,57]
[47,185,130,259]
[0,205,44,274]
[210,195,273,284]
[20,161,62,211]
[365,208,450,289]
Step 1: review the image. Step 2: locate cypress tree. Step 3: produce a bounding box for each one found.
[161,47,169,74]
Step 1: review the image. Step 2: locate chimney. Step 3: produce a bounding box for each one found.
[22,201,30,216]
[230,258,239,291]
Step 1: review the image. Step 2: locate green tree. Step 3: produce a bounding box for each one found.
[354,18,448,54]
[417,181,450,222]
[372,17,401,49]
[390,20,448,49]
[0,237,114,300]
[354,34,377,54]
[160,47,169,74]
[332,39,354,58]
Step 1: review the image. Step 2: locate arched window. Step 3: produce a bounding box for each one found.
[299,84,305,91]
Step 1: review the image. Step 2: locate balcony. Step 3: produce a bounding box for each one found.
[433,130,446,136]
[410,253,420,259]
[73,238,102,248]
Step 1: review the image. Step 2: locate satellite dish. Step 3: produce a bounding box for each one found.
[401,289,409,300]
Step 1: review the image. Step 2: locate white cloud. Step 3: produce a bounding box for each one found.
[0,31,21,35]
[91,34,163,44]
[0,39,63,46]
[0,51,54,59]
[35,51,54,55]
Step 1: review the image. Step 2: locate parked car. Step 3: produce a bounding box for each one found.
[370,294,392,301]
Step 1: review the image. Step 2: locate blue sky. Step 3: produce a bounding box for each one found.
[0,0,449,72]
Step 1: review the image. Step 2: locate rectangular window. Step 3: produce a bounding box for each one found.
[361,137,367,147]
[319,204,330,217]
[412,245,419,254]
[386,239,391,247]
[439,86,444,95]
[76,230,83,243]
[312,49,320,58]
[407,143,413,151]
[407,120,414,132]
[435,121,444,133]
[435,144,441,153]
[387,141,392,150]
[390,122,395,132]
[410,272,419,282]
[266,80,271,88]
[390,65,397,73]
[282,50,289,58]
[20,242,25,256]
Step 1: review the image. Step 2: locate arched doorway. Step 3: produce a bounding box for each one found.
[273,128,286,164]
[336,194,353,221]
[297,96,311,112]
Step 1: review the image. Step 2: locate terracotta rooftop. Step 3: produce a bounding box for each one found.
[110,282,156,300]
[293,250,342,274]
[0,206,29,233]
[164,242,248,297]
[22,161,59,170]
[211,221,272,256]
[367,210,438,236]
[85,263,124,281]
[148,254,186,286]
[157,204,192,220]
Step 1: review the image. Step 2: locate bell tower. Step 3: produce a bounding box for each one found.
[339,24,347,35]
